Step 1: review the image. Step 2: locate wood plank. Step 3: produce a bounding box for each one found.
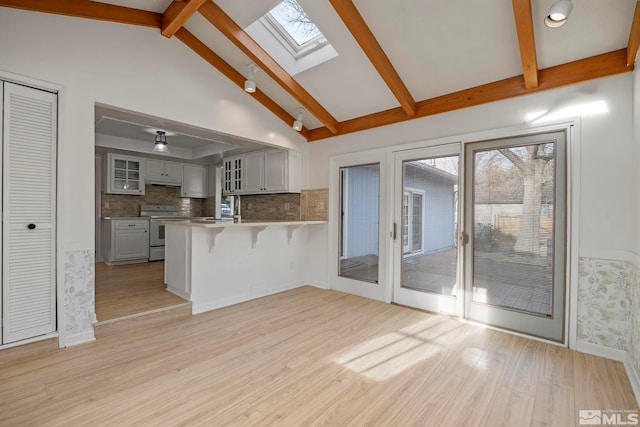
[308,49,632,141]
[0,287,636,425]
[198,1,341,134]
[328,0,416,116]
[512,0,539,88]
[627,1,640,66]
[0,0,161,27]
[175,28,310,139]
[161,0,208,38]
[95,261,187,321]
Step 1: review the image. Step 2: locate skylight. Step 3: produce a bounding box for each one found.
[268,0,322,46]
[245,0,338,76]
[262,0,327,58]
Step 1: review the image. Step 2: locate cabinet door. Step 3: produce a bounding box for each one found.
[243,151,265,193]
[2,82,57,344]
[164,162,183,183]
[264,149,288,192]
[145,159,165,180]
[108,154,144,195]
[182,165,207,198]
[114,229,149,260]
[223,158,233,194]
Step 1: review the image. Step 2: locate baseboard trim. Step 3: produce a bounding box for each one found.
[166,286,191,301]
[625,352,640,408]
[577,341,640,407]
[305,281,329,290]
[64,330,96,347]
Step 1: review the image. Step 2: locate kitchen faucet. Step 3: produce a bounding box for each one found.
[234,195,241,223]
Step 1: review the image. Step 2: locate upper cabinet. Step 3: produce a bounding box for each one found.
[223,149,301,195]
[104,153,145,195]
[223,155,243,195]
[181,164,207,198]
[145,159,182,186]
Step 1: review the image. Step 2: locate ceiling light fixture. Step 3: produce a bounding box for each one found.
[544,0,573,28]
[153,130,170,154]
[292,108,304,132]
[244,63,258,93]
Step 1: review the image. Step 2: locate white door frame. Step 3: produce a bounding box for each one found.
[327,119,580,347]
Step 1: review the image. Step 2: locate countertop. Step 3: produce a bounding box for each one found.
[103,217,149,221]
[164,219,327,228]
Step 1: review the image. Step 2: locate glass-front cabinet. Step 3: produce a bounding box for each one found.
[105,153,145,195]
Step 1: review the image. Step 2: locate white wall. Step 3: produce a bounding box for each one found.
[308,73,635,257]
[0,7,307,252]
[633,67,640,257]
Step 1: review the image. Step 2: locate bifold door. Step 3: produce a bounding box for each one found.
[2,82,57,344]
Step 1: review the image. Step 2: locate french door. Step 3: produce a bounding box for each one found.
[393,144,461,315]
[464,131,566,342]
[392,131,567,342]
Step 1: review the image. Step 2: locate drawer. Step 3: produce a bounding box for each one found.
[114,220,149,230]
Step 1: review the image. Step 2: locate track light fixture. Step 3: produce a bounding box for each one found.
[153,130,169,154]
[244,63,258,93]
[545,0,573,28]
[292,108,304,132]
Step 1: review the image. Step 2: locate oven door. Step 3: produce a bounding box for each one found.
[149,219,165,247]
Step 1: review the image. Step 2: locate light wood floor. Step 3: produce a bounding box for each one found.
[95,261,187,321]
[0,286,637,426]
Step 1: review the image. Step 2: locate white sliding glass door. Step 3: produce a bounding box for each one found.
[464,131,566,342]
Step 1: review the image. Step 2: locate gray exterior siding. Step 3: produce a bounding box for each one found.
[344,165,379,259]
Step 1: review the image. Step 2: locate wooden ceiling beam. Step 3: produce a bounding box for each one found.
[162,0,208,38]
[627,2,640,66]
[512,0,539,89]
[328,0,416,116]
[198,1,340,134]
[308,49,631,141]
[0,0,161,27]
[175,28,310,139]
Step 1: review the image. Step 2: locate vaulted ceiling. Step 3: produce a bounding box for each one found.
[3,0,639,142]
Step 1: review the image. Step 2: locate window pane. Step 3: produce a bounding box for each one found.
[401,156,459,295]
[339,164,379,283]
[472,143,555,316]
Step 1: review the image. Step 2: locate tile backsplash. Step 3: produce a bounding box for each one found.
[239,189,328,221]
[102,185,209,217]
[301,189,328,221]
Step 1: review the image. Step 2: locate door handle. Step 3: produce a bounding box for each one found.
[392,222,397,240]
[459,232,468,246]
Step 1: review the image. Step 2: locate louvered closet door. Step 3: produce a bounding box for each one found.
[2,82,57,344]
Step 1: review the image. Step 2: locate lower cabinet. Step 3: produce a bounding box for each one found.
[103,219,149,265]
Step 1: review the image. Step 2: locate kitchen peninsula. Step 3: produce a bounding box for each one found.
[164,220,326,314]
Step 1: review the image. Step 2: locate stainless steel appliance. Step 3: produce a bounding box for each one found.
[140,205,188,261]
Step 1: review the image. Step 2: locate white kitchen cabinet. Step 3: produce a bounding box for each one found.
[243,151,265,193]
[103,219,149,265]
[229,149,302,195]
[145,159,182,185]
[104,153,145,195]
[222,155,243,195]
[181,165,207,198]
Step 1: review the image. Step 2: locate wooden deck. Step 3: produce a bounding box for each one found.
[0,286,636,426]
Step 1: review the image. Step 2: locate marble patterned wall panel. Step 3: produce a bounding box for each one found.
[64,249,95,337]
[577,257,630,351]
[630,263,640,375]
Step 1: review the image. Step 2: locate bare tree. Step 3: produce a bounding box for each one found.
[499,144,554,255]
[280,0,319,38]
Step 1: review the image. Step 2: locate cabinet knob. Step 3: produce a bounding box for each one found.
[27,223,36,230]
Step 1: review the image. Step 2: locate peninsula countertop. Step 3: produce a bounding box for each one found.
[163,219,327,228]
